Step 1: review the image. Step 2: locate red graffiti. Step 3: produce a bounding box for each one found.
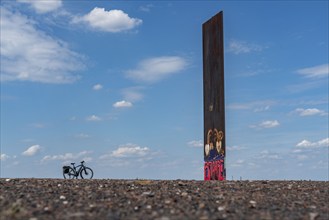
[204,160,225,181]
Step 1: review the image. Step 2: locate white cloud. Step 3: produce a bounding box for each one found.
[98,144,160,169]
[294,108,327,116]
[296,64,329,78]
[227,39,266,55]
[255,150,281,160]
[17,0,62,13]
[113,100,133,108]
[259,120,280,128]
[318,138,329,146]
[139,4,154,12]
[296,155,308,161]
[230,159,245,167]
[22,145,41,156]
[227,103,252,110]
[292,149,302,153]
[108,144,150,158]
[1,154,10,161]
[42,150,92,162]
[254,105,270,112]
[0,7,85,84]
[250,120,280,129]
[93,84,103,91]
[86,115,102,121]
[227,146,247,151]
[296,138,329,149]
[296,140,312,148]
[286,80,326,93]
[122,87,144,102]
[187,140,203,148]
[72,7,142,32]
[228,100,276,111]
[125,56,188,83]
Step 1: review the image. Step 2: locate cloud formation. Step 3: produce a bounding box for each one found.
[259,120,280,128]
[294,108,327,116]
[228,100,275,111]
[227,146,247,151]
[42,150,92,162]
[1,154,10,161]
[125,56,188,83]
[296,64,329,78]
[121,87,144,102]
[17,0,62,13]
[93,84,103,91]
[256,150,281,160]
[230,159,246,167]
[74,133,91,139]
[86,115,102,121]
[187,140,203,148]
[139,4,154,12]
[227,39,266,55]
[72,7,142,32]
[250,120,280,129]
[22,145,41,156]
[108,144,150,158]
[0,7,85,84]
[113,100,133,108]
[296,138,329,149]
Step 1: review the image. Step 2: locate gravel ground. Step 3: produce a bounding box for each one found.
[0,179,328,220]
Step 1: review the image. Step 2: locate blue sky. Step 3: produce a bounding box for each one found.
[1,0,328,180]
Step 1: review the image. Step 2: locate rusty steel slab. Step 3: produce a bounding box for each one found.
[202,11,226,180]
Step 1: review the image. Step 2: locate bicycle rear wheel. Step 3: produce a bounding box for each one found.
[80,167,93,179]
[63,167,76,179]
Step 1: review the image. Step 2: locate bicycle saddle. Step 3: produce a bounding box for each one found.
[71,163,75,165]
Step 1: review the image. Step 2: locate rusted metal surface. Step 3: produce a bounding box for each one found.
[203,11,226,180]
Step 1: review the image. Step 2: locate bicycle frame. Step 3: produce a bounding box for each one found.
[71,164,85,178]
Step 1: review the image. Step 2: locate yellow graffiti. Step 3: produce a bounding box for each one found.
[205,129,224,156]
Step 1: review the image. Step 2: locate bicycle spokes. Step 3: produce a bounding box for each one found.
[80,167,94,179]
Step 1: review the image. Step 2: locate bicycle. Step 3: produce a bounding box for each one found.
[63,161,94,179]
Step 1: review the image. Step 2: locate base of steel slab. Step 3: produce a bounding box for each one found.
[204,160,226,181]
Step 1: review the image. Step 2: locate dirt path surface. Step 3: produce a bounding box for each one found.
[0,179,328,220]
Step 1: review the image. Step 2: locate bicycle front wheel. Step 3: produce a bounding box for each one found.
[63,167,76,179]
[80,167,93,179]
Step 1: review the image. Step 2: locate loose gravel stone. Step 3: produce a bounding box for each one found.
[0,179,328,219]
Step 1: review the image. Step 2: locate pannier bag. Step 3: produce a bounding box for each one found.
[63,166,70,174]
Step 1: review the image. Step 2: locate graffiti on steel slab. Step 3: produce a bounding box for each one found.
[204,128,225,161]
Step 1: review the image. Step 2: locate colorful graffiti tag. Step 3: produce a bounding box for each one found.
[204,128,226,180]
[204,129,225,161]
[204,160,225,181]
